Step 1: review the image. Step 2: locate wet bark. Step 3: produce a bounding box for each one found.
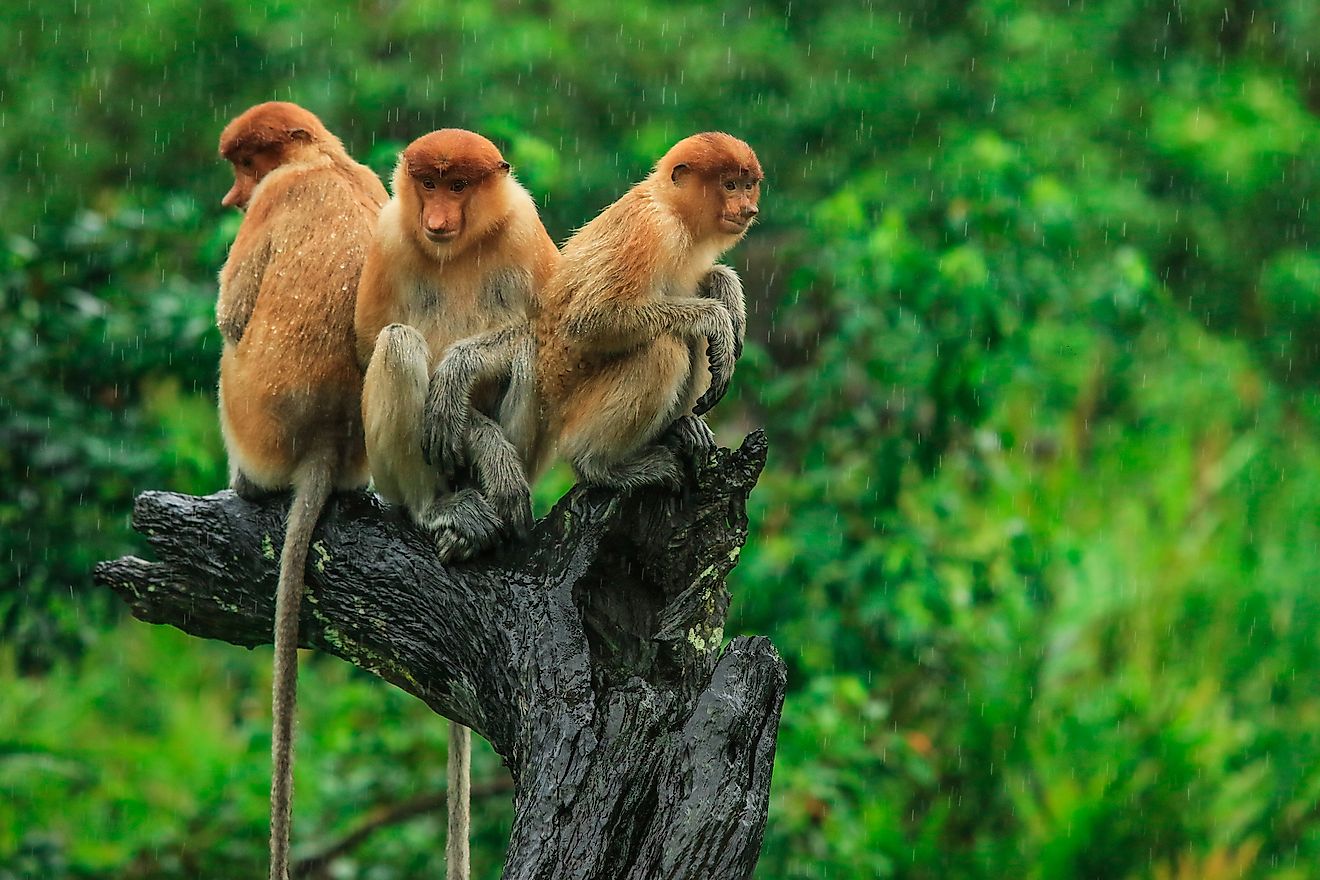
[94,430,784,880]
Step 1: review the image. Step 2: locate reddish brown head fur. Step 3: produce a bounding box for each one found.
[396,130,513,248]
[219,101,332,162]
[401,129,510,186]
[218,102,341,210]
[654,133,763,240]
[655,132,763,183]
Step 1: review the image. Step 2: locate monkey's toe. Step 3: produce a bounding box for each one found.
[663,415,716,468]
[430,488,505,561]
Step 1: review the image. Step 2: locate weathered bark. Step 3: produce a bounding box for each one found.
[94,430,784,880]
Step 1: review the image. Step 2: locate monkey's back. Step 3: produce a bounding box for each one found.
[220,161,385,489]
[535,185,680,428]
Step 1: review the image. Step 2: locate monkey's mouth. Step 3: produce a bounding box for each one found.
[720,215,752,233]
[425,229,460,243]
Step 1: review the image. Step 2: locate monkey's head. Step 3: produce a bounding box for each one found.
[656,133,763,241]
[219,102,336,210]
[395,130,513,255]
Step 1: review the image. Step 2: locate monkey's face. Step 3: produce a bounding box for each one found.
[222,149,285,211]
[714,173,762,237]
[397,130,513,254]
[667,163,762,241]
[410,173,478,245]
[405,166,511,254]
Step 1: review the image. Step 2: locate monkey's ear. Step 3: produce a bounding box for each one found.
[670,163,691,185]
[289,128,312,142]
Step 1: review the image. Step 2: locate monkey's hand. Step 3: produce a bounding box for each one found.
[699,264,746,362]
[693,309,737,416]
[422,375,472,480]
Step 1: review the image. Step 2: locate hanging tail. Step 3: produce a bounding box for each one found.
[269,455,334,880]
[447,720,472,880]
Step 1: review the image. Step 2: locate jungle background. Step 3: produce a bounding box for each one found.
[4,1,1320,877]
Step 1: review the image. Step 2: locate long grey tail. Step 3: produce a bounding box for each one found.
[446,721,471,880]
[269,457,334,880]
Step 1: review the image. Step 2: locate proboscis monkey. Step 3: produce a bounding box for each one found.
[216,100,387,880]
[353,129,558,880]
[541,132,759,488]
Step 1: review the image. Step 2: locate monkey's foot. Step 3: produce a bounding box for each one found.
[425,488,505,562]
[661,415,716,468]
[490,486,533,542]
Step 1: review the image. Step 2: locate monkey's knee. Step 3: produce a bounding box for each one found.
[367,324,430,382]
[363,324,437,510]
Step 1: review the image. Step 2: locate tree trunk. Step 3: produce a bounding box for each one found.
[94,431,785,880]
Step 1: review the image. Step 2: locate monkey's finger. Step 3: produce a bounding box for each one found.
[693,381,727,416]
[434,528,461,561]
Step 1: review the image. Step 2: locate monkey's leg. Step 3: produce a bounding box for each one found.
[423,322,527,479]
[362,324,443,517]
[560,339,691,493]
[697,263,746,360]
[465,412,533,540]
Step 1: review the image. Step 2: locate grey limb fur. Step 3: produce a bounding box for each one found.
[694,265,745,415]
[364,323,529,561]
[574,444,685,492]
[422,322,528,479]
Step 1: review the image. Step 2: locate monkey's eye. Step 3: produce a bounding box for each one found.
[451,180,468,193]
[745,181,754,190]
[723,180,737,192]
[422,178,437,190]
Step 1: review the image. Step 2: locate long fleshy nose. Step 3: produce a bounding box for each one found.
[425,213,456,237]
[222,183,245,209]
[740,202,759,219]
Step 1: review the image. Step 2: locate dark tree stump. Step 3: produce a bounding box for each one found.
[94,431,785,880]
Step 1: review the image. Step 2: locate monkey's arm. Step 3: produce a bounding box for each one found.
[422,322,530,478]
[697,265,746,361]
[353,247,397,370]
[565,296,737,416]
[216,234,271,345]
[565,296,735,356]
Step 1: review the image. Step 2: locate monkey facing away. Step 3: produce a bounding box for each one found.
[535,132,760,490]
[356,129,559,561]
[216,101,387,880]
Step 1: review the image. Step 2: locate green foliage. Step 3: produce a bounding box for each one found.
[4,1,1320,878]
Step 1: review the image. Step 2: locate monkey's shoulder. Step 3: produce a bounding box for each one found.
[256,164,381,230]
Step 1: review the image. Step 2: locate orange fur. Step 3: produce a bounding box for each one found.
[356,130,558,500]
[535,133,762,481]
[218,101,386,490]
[216,102,387,880]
